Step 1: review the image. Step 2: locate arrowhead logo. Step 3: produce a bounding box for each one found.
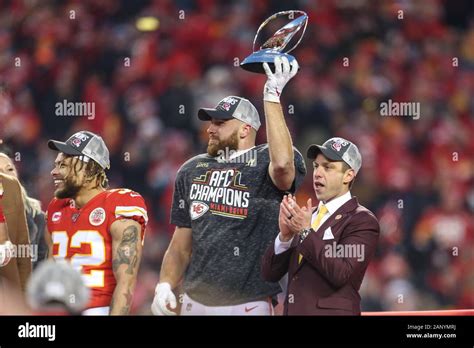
[190,201,209,220]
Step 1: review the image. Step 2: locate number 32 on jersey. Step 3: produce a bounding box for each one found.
[52,230,106,288]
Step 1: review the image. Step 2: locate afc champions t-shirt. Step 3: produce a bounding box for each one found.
[171,144,306,306]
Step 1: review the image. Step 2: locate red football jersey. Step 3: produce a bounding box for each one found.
[46,189,148,310]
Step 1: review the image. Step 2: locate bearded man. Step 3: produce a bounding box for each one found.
[45,131,148,315]
[151,57,306,315]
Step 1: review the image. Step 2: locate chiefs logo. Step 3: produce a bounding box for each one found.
[190,201,209,220]
[89,207,106,226]
[70,133,90,147]
[71,138,82,147]
[331,138,348,152]
[221,102,231,111]
[218,97,238,112]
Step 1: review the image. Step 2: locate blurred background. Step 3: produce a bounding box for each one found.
[0,0,472,314]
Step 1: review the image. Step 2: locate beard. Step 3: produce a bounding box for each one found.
[55,176,82,199]
[207,130,239,157]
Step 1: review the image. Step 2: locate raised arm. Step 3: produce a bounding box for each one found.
[263,57,299,191]
[110,218,143,315]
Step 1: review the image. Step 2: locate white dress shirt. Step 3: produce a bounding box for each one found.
[274,191,352,254]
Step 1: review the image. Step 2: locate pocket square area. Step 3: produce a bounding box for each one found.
[323,227,335,240]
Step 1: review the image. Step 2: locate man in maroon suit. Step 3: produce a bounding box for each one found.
[261,137,379,315]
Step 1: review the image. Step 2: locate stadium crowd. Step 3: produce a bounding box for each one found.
[0,0,472,313]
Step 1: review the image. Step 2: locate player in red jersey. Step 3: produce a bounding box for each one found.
[45,131,148,315]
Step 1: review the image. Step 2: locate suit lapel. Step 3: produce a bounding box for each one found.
[293,197,359,273]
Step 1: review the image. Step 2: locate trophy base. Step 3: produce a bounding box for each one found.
[240,49,297,74]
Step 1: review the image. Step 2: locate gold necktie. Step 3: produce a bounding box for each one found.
[299,205,328,264]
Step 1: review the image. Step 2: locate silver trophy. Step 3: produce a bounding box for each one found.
[240,11,308,74]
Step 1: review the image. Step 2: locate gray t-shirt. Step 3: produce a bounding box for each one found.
[171,144,306,306]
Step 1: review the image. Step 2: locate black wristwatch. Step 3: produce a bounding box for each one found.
[299,228,312,242]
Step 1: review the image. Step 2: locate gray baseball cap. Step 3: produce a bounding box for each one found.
[26,260,90,314]
[198,96,261,131]
[48,130,110,170]
[307,137,362,174]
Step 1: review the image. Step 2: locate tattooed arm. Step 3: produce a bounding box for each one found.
[110,219,143,315]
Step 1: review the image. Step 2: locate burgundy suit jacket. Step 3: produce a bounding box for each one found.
[261,197,379,315]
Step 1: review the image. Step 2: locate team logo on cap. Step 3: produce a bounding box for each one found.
[218,97,238,111]
[70,133,90,148]
[331,138,348,152]
[222,102,231,111]
[190,201,209,220]
[71,138,82,147]
[89,207,106,226]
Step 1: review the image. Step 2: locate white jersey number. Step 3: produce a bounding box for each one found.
[51,230,106,288]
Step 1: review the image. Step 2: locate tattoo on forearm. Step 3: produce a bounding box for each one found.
[120,288,133,314]
[110,288,133,315]
[113,225,139,275]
